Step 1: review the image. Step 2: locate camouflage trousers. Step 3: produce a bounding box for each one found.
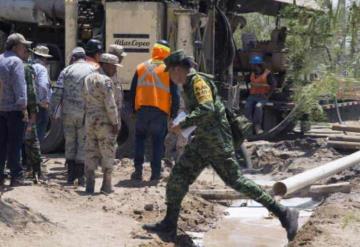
[84,121,117,173]
[166,128,275,210]
[63,115,85,162]
[24,124,42,173]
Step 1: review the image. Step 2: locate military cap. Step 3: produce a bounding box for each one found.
[108,44,127,58]
[71,47,86,56]
[5,33,32,49]
[99,53,123,67]
[164,49,194,71]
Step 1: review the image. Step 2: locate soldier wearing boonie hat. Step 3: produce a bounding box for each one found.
[31,44,53,142]
[83,52,120,195]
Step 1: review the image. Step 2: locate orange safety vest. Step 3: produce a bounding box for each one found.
[250,69,271,95]
[135,59,171,115]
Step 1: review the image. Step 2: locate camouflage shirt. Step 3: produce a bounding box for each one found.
[24,63,38,115]
[179,69,231,134]
[83,69,119,126]
[62,60,95,119]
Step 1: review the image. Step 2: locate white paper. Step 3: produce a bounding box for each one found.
[173,111,197,139]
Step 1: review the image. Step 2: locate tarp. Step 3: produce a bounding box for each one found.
[235,0,321,16]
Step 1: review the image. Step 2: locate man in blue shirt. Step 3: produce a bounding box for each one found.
[0,33,32,186]
[32,45,53,142]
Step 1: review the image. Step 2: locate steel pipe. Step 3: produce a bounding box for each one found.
[273,150,360,196]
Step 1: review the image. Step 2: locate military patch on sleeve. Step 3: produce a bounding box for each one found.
[193,75,213,104]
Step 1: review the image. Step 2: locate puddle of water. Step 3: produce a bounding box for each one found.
[193,198,318,247]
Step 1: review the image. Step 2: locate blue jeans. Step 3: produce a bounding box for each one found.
[244,95,269,126]
[134,107,168,176]
[0,111,26,178]
[36,106,49,143]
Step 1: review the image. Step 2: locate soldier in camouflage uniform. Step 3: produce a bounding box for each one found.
[61,49,95,184]
[83,53,120,194]
[143,50,299,242]
[108,44,127,125]
[23,47,42,183]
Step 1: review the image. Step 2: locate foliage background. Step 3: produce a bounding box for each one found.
[233,0,360,120]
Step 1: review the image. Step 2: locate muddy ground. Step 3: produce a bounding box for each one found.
[0,137,359,247]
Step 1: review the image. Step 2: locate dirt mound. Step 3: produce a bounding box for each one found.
[246,138,341,178]
[290,191,360,247]
[0,198,53,230]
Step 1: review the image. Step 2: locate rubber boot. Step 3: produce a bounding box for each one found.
[66,160,76,184]
[85,169,95,194]
[130,169,142,181]
[100,169,113,194]
[143,204,180,240]
[76,162,85,186]
[268,202,299,241]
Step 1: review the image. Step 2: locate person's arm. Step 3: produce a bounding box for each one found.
[267,73,277,91]
[129,71,138,113]
[34,64,50,104]
[179,76,216,129]
[11,58,27,109]
[170,81,180,119]
[103,79,119,127]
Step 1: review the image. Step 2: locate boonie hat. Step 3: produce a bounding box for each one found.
[99,53,123,67]
[33,45,53,58]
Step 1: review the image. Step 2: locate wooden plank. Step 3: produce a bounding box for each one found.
[328,140,360,150]
[329,135,360,143]
[189,189,248,200]
[332,124,360,133]
[309,182,351,195]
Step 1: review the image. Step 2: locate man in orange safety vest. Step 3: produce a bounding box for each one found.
[130,40,180,181]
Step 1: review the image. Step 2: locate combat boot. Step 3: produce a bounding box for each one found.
[85,169,95,194]
[143,204,180,240]
[76,162,85,186]
[66,160,76,184]
[100,169,113,194]
[130,169,142,181]
[268,202,299,241]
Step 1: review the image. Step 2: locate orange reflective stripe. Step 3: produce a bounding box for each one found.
[137,61,170,93]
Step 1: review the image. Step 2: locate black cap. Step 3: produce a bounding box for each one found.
[156,40,170,48]
[85,39,103,55]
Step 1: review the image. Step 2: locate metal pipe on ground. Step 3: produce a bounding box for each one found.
[273,151,360,197]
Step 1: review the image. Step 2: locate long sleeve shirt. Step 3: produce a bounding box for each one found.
[83,69,119,126]
[32,59,52,103]
[0,51,27,111]
[130,70,180,118]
